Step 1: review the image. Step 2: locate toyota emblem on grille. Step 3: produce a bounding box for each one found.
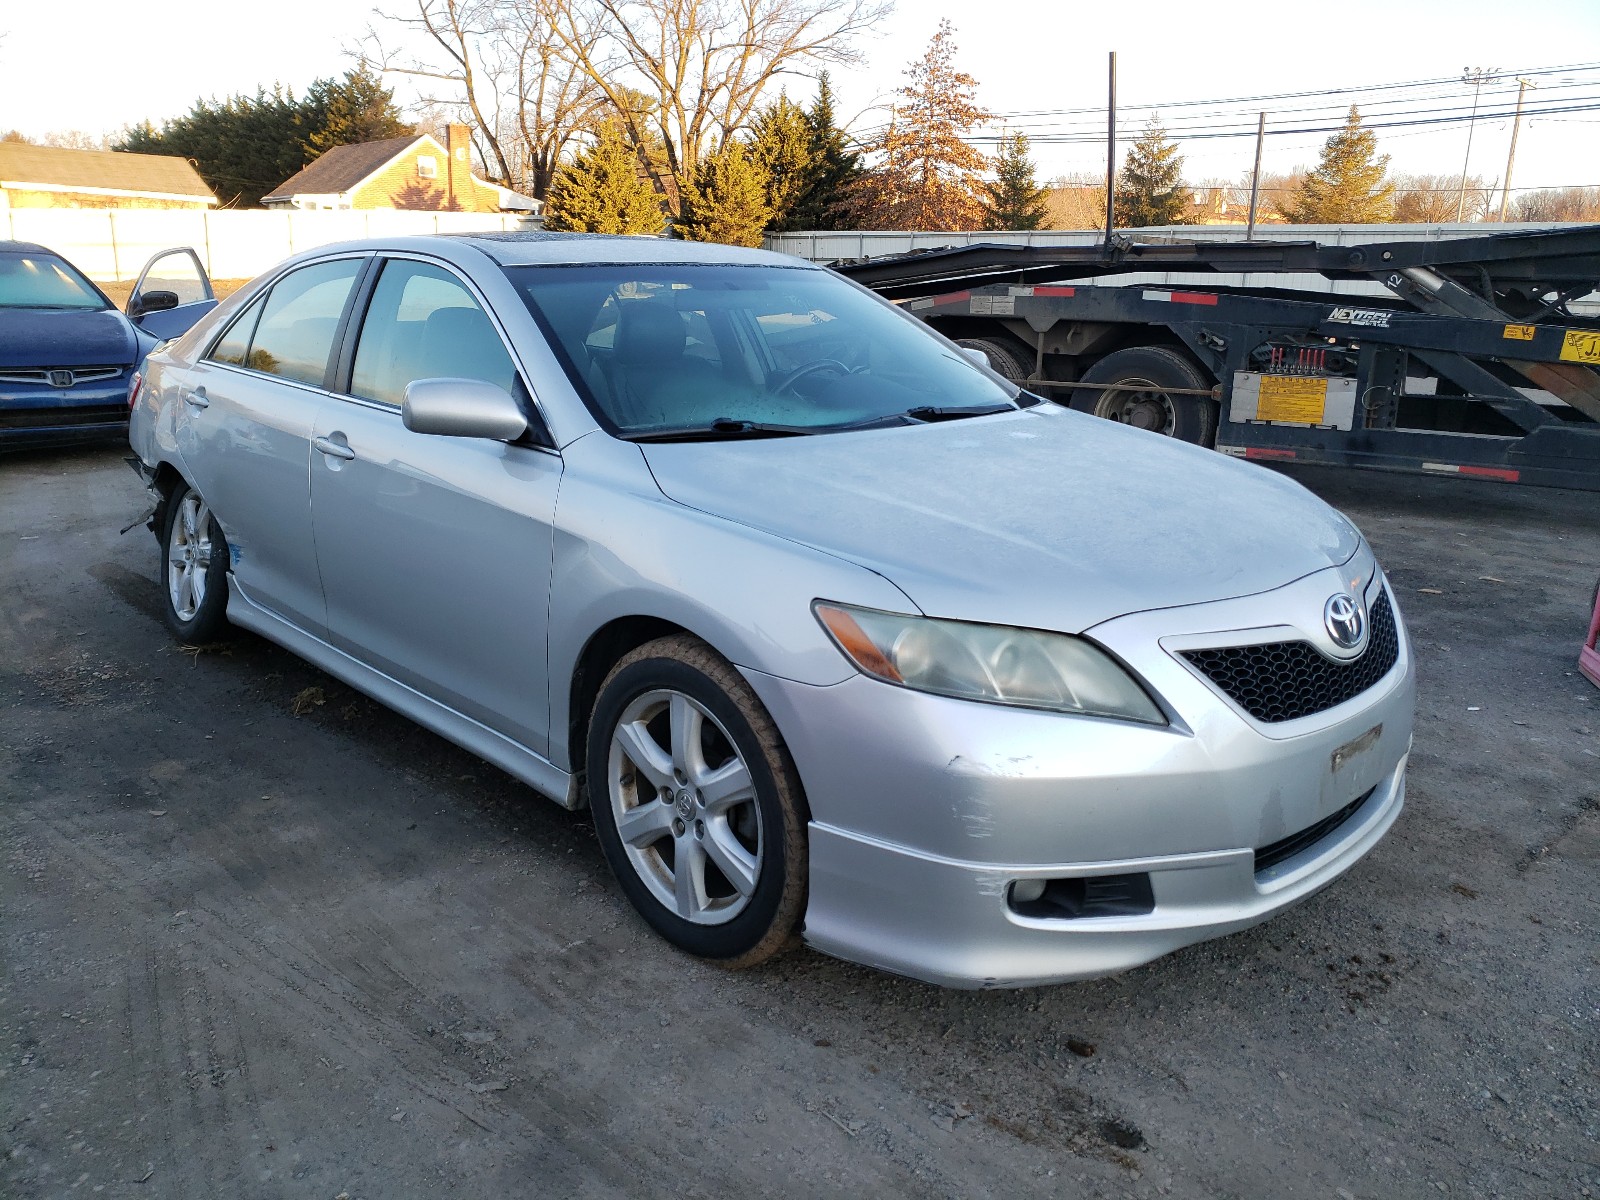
[48,370,75,388]
[1324,593,1366,650]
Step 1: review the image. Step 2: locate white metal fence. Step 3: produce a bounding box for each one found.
[3,209,533,281]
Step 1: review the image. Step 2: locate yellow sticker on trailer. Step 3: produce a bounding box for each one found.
[1257,375,1328,423]
[1502,324,1535,341]
[1560,329,1600,365]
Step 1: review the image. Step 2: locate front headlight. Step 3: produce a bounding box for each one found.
[814,602,1165,724]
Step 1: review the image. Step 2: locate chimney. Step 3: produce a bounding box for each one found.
[445,123,470,211]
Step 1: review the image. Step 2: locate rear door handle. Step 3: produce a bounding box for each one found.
[313,434,356,461]
[180,385,209,409]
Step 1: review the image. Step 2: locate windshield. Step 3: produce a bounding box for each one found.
[508,263,1019,437]
[0,253,109,311]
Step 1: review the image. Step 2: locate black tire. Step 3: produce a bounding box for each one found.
[587,635,808,967]
[159,481,232,643]
[1073,345,1219,447]
[954,336,1034,386]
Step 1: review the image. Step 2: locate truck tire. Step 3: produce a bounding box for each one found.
[1073,346,1218,447]
[954,337,1034,386]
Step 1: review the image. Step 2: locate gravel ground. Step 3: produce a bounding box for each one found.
[3,444,1597,1199]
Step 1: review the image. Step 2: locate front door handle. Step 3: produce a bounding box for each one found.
[313,434,356,461]
[180,385,209,409]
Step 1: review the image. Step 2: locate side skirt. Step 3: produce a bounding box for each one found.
[225,578,578,809]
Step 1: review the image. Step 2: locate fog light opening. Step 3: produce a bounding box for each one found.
[1008,873,1155,920]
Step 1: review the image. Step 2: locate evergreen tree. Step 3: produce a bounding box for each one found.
[303,67,411,156]
[543,121,665,235]
[677,140,772,247]
[848,21,992,231]
[983,131,1049,230]
[749,94,817,232]
[1114,117,1193,227]
[1283,106,1395,223]
[115,73,414,207]
[783,72,861,231]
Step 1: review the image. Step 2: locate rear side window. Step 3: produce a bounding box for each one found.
[351,259,518,407]
[208,292,268,367]
[238,259,363,387]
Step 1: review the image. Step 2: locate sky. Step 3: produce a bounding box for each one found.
[3,0,1598,200]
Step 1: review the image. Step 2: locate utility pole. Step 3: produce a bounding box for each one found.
[1246,111,1266,239]
[1456,66,1500,221]
[1104,51,1117,246]
[1497,76,1535,222]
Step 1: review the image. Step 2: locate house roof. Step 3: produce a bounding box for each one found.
[0,142,216,202]
[261,135,429,201]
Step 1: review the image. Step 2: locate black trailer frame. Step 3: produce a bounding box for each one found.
[832,227,1600,491]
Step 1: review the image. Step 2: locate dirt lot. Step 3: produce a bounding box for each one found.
[3,445,1597,1199]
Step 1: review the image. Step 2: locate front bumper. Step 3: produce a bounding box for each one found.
[0,379,131,450]
[742,567,1416,988]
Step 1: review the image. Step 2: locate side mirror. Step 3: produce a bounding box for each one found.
[130,289,180,318]
[402,377,528,441]
[960,346,990,368]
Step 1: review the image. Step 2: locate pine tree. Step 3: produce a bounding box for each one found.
[677,140,772,247]
[984,131,1049,231]
[303,67,411,157]
[1114,117,1193,227]
[1283,107,1395,223]
[749,94,818,233]
[849,21,992,231]
[784,72,861,231]
[543,121,665,235]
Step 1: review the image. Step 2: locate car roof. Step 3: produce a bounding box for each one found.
[272,231,810,272]
[0,240,58,256]
[452,231,807,269]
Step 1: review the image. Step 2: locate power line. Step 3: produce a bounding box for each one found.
[989,60,1600,120]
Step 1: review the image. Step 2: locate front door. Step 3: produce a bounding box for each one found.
[308,256,560,755]
[128,247,216,340]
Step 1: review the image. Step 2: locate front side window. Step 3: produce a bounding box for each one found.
[509,264,1019,437]
[240,259,363,387]
[351,259,519,407]
[0,253,108,311]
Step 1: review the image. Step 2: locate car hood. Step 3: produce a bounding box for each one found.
[0,308,137,370]
[640,407,1361,633]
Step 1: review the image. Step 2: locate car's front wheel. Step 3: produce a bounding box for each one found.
[587,635,808,966]
[160,481,231,643]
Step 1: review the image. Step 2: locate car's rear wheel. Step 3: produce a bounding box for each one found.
[160,482,231,643]
[1073,346,1219,446]
[587,635,807,966]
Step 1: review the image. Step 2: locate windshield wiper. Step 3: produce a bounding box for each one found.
[903,404,1015,423]
[624,418,816,443]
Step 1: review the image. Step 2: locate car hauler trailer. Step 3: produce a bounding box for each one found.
[831,226,1600,491]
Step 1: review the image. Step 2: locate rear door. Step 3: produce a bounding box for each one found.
[128,248,216,340]
[308,255,561,755]
[174,255,368,636]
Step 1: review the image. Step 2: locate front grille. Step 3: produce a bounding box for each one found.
[0,366,125,387]
[0,404,129,430]
[1254,785,1376,875]
[1180,590,1398,723]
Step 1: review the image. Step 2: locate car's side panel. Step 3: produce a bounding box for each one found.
[172,359,329,636]
[544,431,924,775]
[309,397,562,757]
[222,578,576,806]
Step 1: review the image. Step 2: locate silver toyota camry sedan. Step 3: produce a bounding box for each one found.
[128,233,1415,988]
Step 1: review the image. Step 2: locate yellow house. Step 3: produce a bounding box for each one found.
[261,125,535,214]
[0,143,217,210]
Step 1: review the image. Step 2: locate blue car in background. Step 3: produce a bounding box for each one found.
[0,241,216,450]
